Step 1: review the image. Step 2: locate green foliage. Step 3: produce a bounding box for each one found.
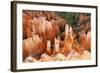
[57,12,79,26]
[57,30,62,37]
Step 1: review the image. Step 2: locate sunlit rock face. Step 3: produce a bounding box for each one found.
[23,11,91,63]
